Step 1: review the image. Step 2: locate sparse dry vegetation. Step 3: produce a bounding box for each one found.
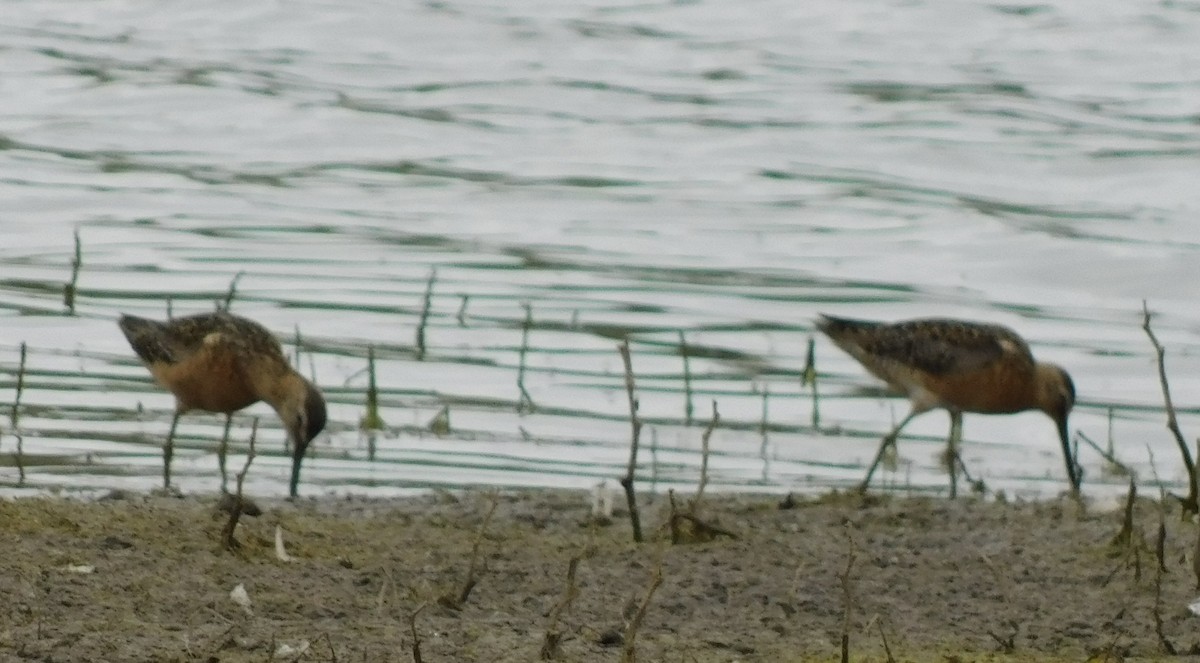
[1,489,1199,661]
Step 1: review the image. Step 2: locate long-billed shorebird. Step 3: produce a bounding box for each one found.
[118,311,327,497]
[816,314,1079,495]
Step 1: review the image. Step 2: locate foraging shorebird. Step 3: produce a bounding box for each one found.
[118,311,327,497]
[816,314,1079,495]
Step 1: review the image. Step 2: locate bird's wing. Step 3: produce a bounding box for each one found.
[859,318,1034,376]
[120,312,281,367]
[818,315,1035,378]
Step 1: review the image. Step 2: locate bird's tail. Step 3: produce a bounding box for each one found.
[118,314,175,364]
[815,314,881,339]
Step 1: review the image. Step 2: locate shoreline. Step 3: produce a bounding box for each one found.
[0,487,1195,662]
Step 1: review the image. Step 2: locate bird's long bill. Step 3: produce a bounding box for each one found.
[1057,417,1080,494]
[288,424,310,498]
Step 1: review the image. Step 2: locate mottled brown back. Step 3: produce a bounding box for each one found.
[118,312,288,368]
[816,315,1034,377]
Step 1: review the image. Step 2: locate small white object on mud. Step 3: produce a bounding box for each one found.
[230,583,253,616]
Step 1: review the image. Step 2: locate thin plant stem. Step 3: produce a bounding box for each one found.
[223,271,244,312]
[691,401,719,516]
[11,342,28,484]
[415,268,436,360]
[64,228,82,314]
[361,346,385,431]
[516,303,534,413]
[1142,300,1196,511]
[618,339,644,543]
[678,330,693,426]
[803,336,820,429]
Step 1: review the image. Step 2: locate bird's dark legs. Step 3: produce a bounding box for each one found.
[947,411,962,499]
[859,410,920,493]
[943,411,985,497]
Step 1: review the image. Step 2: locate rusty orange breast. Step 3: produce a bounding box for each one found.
[149,343,260,414]
[921,362,1039,415]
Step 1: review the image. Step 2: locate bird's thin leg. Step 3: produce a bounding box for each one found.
[218,413,233,493]
[947,411,963,499]
[859,410,920,493]
[946,412,984,494]
[163,410,181,490]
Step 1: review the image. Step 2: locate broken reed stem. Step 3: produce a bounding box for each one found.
[292,324,302,367]
[408,601,427,663]
[14,432,24,486]
[360,345,385,431]
[456,294,470,327]
[1077,431,1134,477]
[10,342,27,426]
[618,339,644,544]
[759,384,770,451]
[415,268,436,361]
[221,418,258,551]
[678,330,693,426]
[668,489,682,544]
[1107,406,1116,455]
[539,556,581,660]
[11,342,28,484]
[1110,477,1137,548]
[619,554,665,663]
[690,400,720,517]
[162,412,179,490]
[878,619,897,663]
[1195,438,1200,590]
[802,336,820,429]
[669,488,737,545]
[63,228,82,315]
[650,426,659,494]
[1153,516,1174,653]
[442,493,498,609]
[318,633,338,663]
[375,567,395,617]
[839,527,858,663]
[460,494,499,605]
[1142,301,1197,512]
[1144,456,1175,653]
[428,405,450,436]
[223,271,244,312]
[516,303,534,413]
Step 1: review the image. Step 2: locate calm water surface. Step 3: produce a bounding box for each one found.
[2,0,1199,500]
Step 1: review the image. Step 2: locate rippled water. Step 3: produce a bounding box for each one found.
[2,0,1199,500]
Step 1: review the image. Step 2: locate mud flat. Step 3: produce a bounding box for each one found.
[0,488,1196,662]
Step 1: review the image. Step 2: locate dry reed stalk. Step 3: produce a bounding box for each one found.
[221,418,258,551]
[1142,301,1196,512]
[618,339,644,543]
[415,268,436,360]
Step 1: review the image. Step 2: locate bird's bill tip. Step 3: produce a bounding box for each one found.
[1055,417,1081,493]
[287,424,312,498]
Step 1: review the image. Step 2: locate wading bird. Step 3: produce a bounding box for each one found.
[816,314,1078,496]
[118,311,326,497]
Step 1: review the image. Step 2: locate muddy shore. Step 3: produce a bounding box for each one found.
[0,488,1197,662]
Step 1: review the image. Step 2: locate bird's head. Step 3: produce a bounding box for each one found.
[1037,362,1079,492]
[274,373,327,498]
[1036,362,1075,426]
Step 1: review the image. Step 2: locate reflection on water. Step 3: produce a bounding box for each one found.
[2,0,1199,500]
